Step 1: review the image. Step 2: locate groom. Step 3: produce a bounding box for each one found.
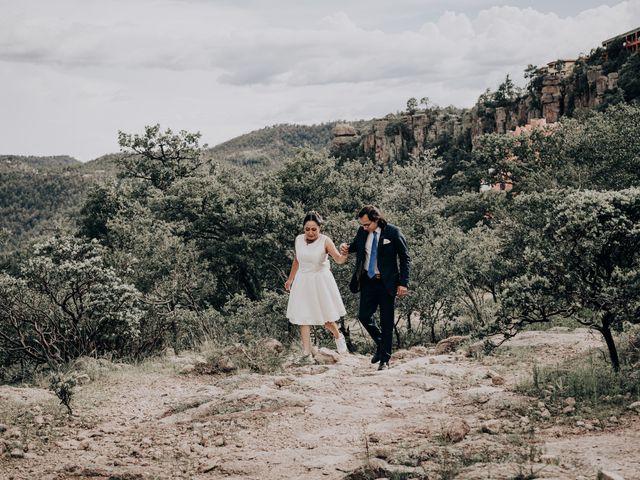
[340,205,410,370]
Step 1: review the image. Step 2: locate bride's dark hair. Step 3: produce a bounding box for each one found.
[303,211,323,226]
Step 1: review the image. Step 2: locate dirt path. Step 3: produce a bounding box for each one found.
[1,329,639,480]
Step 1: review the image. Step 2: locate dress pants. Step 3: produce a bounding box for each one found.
[358,274,395,363]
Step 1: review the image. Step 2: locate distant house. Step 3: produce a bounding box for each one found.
[602,27,640,53]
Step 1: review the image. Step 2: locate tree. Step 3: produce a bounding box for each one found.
[406,97,418,115]
[493,74,520,107]
[419,97,431,110]
[0,236,142,369]
[494,189,640,370]
[117,124,207,191]
[618,53,640,102]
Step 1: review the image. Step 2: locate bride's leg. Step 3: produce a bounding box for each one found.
[300,325,312,354]
[323,321,340,339]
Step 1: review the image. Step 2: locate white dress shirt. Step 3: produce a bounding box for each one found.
[364,227,382,275]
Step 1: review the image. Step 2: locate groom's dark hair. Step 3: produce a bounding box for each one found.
[357,205,387,228]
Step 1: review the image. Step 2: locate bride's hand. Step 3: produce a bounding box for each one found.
[285,279,293,291]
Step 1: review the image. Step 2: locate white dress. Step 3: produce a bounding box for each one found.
[287,234,346,325]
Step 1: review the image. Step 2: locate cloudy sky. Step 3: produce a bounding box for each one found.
[1,0,638,161]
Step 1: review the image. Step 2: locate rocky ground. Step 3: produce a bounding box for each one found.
[1,328,639,480]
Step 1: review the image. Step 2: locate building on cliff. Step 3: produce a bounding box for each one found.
[602,27,640,53]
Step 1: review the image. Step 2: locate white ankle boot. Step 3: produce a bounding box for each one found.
[335,334,348,354]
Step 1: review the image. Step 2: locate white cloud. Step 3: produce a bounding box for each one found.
[0,0,637,160]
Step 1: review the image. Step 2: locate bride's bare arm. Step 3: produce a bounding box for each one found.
[285,257,299,290]
[325,237,348,264]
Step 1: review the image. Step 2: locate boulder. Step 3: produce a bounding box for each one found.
[442,418,470,443]
[434,336,468,355]
[627,401,640,412]
[332,123,357,137]
[261,338,284,353]
[313,347,340,365]
[598,471,625,480]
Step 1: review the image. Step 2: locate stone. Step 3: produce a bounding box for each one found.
[73,373,91,385]
[434,336,469,355]
[564,397,576,407]
[313,347,340,365]
[332,123,357,137]
[563,406,575,414]
[598,471,625,480]
[179,364,196,375]
[261,338,284,353]
[214,437,225,447]
[540,408,551,419]
[627,401,640,412]
[216,358,237,373]
[200,460,220,473]
[491,375,505,386]
[274,377,293,388]
[10,448,24,458]
[442,418,470,443]
[480,420,502,435]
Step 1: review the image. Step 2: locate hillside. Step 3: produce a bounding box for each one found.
[0,155,79,171]
[207,123,338,169]
[2,329,638,479]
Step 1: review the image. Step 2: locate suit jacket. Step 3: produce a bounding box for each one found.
[348,223,410,297]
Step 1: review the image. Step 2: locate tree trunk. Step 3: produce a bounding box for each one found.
[600,316,620,371]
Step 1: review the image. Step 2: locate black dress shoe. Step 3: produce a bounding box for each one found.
[370,351,381,364]
[377,362,389,371]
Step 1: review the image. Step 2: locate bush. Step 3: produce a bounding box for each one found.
[0,236,142,371]
[518,351,640,410]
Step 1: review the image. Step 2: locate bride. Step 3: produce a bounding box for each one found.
[285,211,348,361]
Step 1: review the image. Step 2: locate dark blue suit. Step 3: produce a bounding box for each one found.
[348,223,410,363]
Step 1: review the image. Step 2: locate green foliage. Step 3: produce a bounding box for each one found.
[208,123,335,169]
[519,352,640,410]
[117,124,207,191]
[524,64,543,111]
[602,38,630,75]
[0,236,142,372]
[49,370,76,415]
[496,189,640,369]
[220,291,291,344]
[467,103,640,192]
[406,97,418,114]
[618,52,640,102]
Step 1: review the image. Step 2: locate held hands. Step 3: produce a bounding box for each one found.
[339,243,349,256]
[397,286,408,298]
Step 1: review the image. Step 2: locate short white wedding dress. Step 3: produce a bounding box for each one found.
[286,234,346,325]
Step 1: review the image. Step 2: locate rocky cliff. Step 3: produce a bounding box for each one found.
[331,56,625,165]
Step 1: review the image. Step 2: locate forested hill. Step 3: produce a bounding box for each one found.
[0,153,126,260]
[207,123,338,168]
[0,154,79,171]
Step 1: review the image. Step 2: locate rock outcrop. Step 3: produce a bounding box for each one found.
[332,58,625,165]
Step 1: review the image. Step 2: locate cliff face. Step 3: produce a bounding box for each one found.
[332,61,622,164]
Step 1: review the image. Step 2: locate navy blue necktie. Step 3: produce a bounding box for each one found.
[368,232,378,278]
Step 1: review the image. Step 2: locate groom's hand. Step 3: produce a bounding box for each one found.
[339,243,349,256]
[397,286,408,298]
